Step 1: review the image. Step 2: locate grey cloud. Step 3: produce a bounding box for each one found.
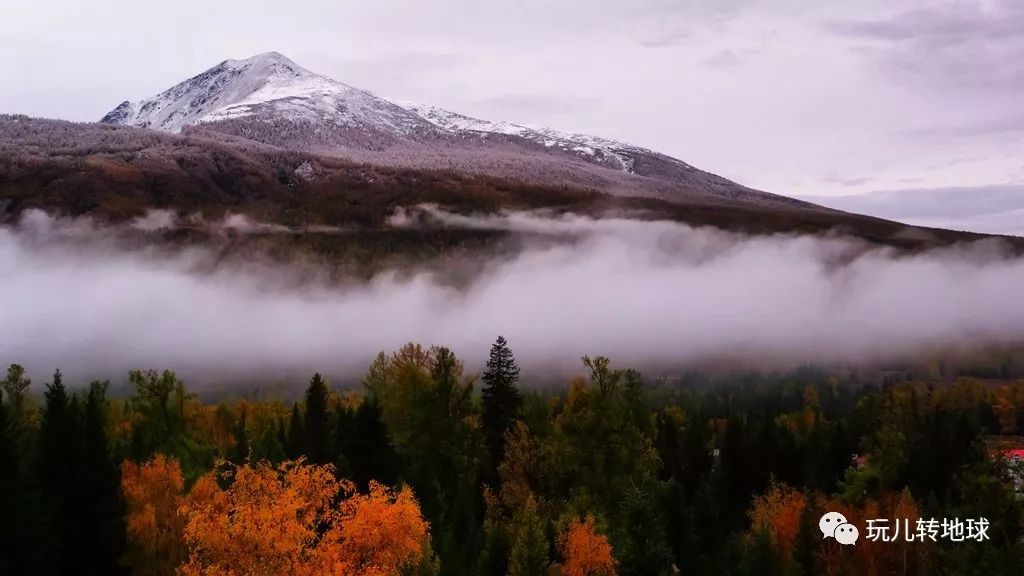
[828,1,1024,147]
[803,184,1024,236]
[906,113,1024,141]
[638,32,695,49]
[831,4,1022,42]
[829,0,1024,91]
[635,0,764,47]
[822,174,874,188]
[702,49,743,68]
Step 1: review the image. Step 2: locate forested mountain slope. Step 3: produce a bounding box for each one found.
[1,115,1000,253]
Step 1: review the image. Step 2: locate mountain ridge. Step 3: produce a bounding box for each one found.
[100,51,676,175]
[99,51,786,209]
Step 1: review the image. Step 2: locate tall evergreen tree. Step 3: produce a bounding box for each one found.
[79,381,126,575]
[481,336,523,472]
[36,368,74,565]
[344,396,400,491]
[333,404,355,478]
[303,373,332,464]
[36,369,82,576]
[421,346,485,576]
[614,483,675,576]
[286,402,306,459]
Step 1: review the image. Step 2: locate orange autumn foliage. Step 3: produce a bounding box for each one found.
[747,483,807,558]
[179,460,344,576]
[330,481,432,576]
[121,454,188,576]
[559,516,617,576]
[178,460,430,576]
[817,490,930,576]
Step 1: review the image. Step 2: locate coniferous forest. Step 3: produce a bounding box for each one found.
[2,337,1024,576]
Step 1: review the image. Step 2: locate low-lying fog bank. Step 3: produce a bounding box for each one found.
[3,208,1024,386]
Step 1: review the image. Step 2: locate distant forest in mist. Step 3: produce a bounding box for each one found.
[3,337,1024,575]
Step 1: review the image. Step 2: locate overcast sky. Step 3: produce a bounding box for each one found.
[2,0,1022,233]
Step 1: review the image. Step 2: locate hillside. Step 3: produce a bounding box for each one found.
[0,115,993,249]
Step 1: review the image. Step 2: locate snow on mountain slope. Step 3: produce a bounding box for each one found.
[401,102,694,174]
[101,52,433,135]
[101,51,703,176]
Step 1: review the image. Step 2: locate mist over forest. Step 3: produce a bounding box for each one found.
[4,207,1024,385]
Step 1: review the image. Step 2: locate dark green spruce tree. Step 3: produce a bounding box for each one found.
[333,403,355,478]
[79,381,126,575]
[36,369,82,576]
[304,373,332,465]
[344,395,400,491]
[286,402,306,459]
[481,336,523,475]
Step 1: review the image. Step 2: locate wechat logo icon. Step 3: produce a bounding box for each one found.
[820,511,859,545]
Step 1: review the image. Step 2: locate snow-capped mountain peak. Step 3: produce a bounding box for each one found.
[101,51,429,134]
[101,51,696,177]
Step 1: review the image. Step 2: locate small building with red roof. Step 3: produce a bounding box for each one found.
[1002,449,1024,495]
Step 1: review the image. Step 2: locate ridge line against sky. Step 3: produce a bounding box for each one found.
[2,0,1022,233]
